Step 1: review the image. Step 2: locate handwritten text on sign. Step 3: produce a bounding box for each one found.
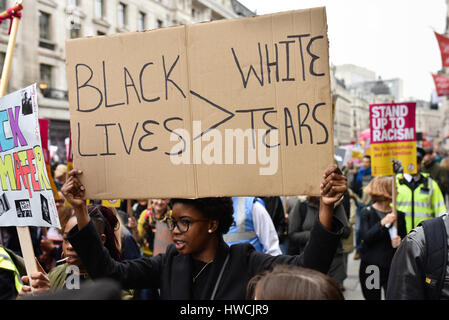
[0,84,59,227]
[66,8,334,199]
[370,103,416,176]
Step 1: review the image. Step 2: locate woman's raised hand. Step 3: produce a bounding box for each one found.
[320,165,347,206]
[61,169,86,209]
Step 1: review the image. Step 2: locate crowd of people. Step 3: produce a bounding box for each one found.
[1,144,449,300]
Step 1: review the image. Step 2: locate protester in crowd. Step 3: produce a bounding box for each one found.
[39,191,74,272]
[223,197,282,256]
[422,147,449,197]
[343,160,357,190]
[396,147,447,233]
[58,165,346,299]
[358,176,406,300]
[246,264,344,300]
[287,196,350,290]
[387,212,449,300]
[53,164,68,191]
[0,226,44,266]
[132,199,149,220]
[351,155,374,260]
[259,197,288,254]
[128,199,171,258]
[19,205,134,300]
[0,245,26,300]
[109,207,141,261]
[440,157,449,208]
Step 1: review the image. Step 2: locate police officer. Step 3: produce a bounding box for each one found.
[0,245,23,299]
[223,197,282,256]
[396,147,447,233]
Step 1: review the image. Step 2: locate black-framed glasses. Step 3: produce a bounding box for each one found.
[166,217,209,233]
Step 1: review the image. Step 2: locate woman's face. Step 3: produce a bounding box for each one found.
[62,216,84,269]
[170,203,213,256]
[152,199,169,216]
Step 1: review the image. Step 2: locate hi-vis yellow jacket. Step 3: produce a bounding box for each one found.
[396,173,447,233]
[0,246,23,294]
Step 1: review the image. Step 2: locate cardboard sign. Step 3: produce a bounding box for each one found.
[0,84,59,227]
[369,103,417,176]
[153,220,173,256]
[66,7,333,199]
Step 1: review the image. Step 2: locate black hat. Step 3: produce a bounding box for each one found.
[417,147,425,161]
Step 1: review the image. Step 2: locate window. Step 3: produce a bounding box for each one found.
[39,11,51,40]
[138,11,146,31]
[157,19,163,28]
[117,2,127,27]
[68,0,79,7]
[0,0,6,12]
[40,64,53,95]
[95,0,104,18]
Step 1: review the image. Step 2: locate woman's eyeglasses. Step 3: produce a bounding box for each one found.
[166,217,209,233]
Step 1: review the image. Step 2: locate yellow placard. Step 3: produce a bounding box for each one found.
[371,141,417,176]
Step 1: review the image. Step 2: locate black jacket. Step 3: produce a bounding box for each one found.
[386,214,449,299]
[359,206,406,268]
[67,214,343,300]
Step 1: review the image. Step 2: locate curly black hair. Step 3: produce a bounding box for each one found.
[87,205,121,261]
[169,197,234,235]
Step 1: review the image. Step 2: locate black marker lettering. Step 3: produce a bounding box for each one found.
[118,122,139,155]
[163,117,186,156]
[307,36,325,77]
[312,102,328,144]
[297,103,313,144]
[138,120,159,152]
[77,122,97,157]
[262,110,280,148]
[284,107,297,146]
[75,64,103,112]
[162,55,186,100]
[231,44,264,88]
[190,90,234,140]
[265,43,279,84]
[279,40,295,82]
[124,67,141,104]
[96,123,117,156]
[287,34,310,81]
[235,107,274,149]
[102,61,125,108]
[139,62,160,103]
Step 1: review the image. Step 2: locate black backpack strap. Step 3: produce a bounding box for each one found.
[419,217,448,300]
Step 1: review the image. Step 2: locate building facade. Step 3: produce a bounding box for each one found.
[1,0,253,160]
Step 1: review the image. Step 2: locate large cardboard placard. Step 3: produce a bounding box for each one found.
[66,7,333,199]
[370,102,417,176]
[0,84,59,227]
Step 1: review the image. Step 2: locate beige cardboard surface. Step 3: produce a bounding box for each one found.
[66,7,333,199]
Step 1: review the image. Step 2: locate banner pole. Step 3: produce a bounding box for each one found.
[392,174,398,229]
[0,15,20,96]
[0,1,40,284]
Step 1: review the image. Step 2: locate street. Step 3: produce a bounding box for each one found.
[343,251,365,300]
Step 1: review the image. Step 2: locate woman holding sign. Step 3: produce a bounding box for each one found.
[60,165,347,299]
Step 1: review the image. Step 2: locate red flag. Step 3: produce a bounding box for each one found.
[432,73,449,96]
[434,32,449,67]
[38,118,50,165]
